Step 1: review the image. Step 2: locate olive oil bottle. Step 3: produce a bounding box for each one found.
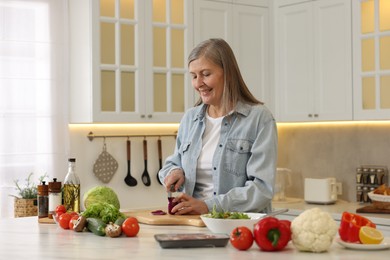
[63,158,80,213]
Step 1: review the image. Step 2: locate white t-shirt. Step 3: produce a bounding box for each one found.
[194,112,223,200]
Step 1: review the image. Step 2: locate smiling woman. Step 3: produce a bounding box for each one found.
[0,0,69,218]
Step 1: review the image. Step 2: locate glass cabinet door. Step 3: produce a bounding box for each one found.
[353,0,390,119]
[94,0,143,121]
[145,0,189,119]
[92,0,192,122]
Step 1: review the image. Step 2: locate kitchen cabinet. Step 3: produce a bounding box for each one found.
[352,0,390,120]
[275,0,352,122]
[69,0,194,123]
[193,0,273,111]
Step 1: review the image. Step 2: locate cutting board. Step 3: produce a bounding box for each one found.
[38,217,56,224]
[123,209,206,227]
[356,205,390,214]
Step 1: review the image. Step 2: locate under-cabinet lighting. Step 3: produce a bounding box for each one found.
[277,121,390,128]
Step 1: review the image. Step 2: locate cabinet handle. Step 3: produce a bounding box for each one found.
[314,114,318,117]
[147,114,152,118]
[308,114,313,117]
[141,115,145,118]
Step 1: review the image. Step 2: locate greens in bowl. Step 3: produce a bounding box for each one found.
[201,208,265,234]
[203,207,250,219]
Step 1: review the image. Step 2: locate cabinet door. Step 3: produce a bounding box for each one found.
[194,0,271,108]
[91,0,146,122]
[194,0,232,42]
[313,0,352,121]
[144,0,194,123]
[233,5,270,106]
[277,2,315,121]
[277,0,352,122]
[353,0,390,120]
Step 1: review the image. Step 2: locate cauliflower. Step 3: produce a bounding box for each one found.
[291,207,337,253]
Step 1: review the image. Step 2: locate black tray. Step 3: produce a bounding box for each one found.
[154,233,230,248]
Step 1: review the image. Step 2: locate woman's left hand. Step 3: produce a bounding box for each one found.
[171,193,209,215]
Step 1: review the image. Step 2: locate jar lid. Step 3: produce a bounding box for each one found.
[38,181,49,195]
[48,178,62,192]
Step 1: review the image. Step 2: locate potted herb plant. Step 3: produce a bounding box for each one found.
[11,172,48,218]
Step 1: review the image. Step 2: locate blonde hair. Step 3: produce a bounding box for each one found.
[188,38,262,114]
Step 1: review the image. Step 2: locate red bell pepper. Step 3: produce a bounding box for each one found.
[338,212,376,243]
[254,217,291,251]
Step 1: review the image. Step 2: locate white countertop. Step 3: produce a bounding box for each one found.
[272,198,390,227]
[0,215,389,259]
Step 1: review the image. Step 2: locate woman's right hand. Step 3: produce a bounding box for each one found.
[164,168,185,192]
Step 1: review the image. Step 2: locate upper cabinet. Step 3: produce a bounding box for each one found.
[352,0,390,120]
[275,0,352,122]
[69,0,389,123]
[69,0,194,123]
[193,0,273,112]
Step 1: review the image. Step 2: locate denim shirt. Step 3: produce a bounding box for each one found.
[158,101,278,213]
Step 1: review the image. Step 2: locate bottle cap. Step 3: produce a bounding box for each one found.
[68,158,76,162]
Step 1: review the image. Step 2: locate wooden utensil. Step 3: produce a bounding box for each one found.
[156,139,163,185]
[141,139,151,186]
[124,140,137,187]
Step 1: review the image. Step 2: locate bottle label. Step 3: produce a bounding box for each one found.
[49,193,62,212]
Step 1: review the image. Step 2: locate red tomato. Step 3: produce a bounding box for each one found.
[69,215,79,230]
[55,205,66,214]
[230,226,254,251]
[122,217,140,237]
[69,211,79,217]
[59,213,72,229]
[54,205,67,223]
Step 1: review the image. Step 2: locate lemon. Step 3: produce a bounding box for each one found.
[359,226,384,244]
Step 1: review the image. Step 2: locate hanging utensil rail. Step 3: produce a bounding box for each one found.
[87,131,177,142]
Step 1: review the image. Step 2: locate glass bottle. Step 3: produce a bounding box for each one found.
[48,178,62,219]
[63,158,80,213]
[37,181,49,218]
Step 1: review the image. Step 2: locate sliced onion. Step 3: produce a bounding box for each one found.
[151,209,167,215]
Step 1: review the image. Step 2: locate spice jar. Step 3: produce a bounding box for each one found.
[48,178,62,219]
[37,181,49,218]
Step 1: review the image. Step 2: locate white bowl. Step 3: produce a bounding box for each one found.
[200,213,266,234]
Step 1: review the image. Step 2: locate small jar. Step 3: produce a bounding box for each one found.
[48,178,62,219]
[37,181,49,218]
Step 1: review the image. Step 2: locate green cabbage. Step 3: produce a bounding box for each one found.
[83,186,120,209]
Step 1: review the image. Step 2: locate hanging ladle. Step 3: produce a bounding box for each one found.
[141,139,151,186]
[124,139,137,187]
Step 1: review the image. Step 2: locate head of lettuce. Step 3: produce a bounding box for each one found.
[83,186,120,209]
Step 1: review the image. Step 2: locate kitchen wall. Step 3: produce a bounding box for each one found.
[277,121,390,202]
[68,121,390,211]
[68,124,179,211]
